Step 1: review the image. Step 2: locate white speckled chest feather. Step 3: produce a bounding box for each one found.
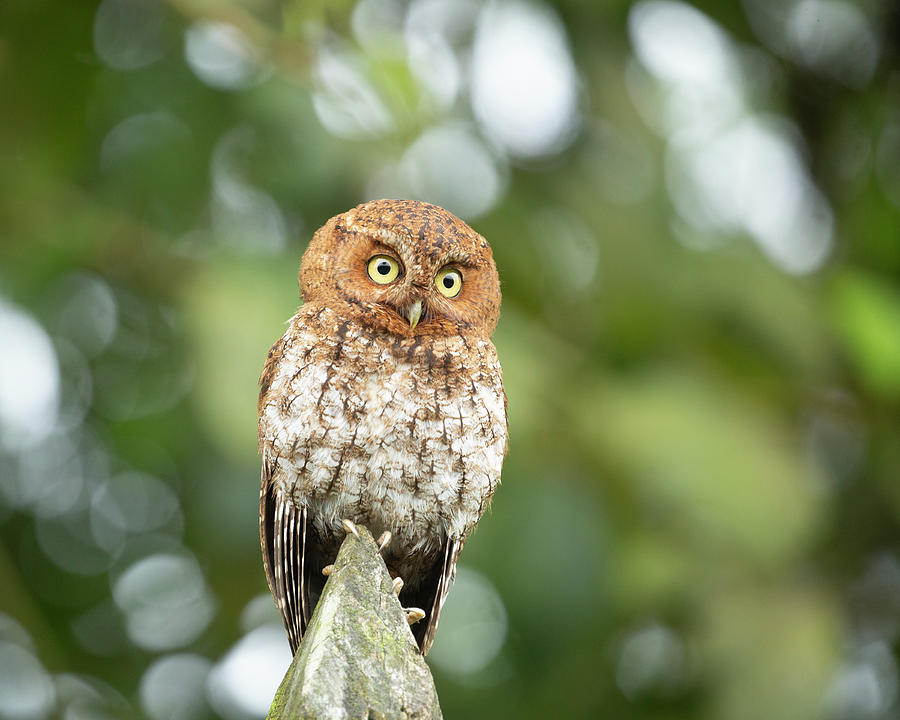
[259,304,506,566]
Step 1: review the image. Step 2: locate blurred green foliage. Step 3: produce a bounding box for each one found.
[1,0,899,719]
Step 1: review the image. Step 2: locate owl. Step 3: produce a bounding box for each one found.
[257,199,507,655]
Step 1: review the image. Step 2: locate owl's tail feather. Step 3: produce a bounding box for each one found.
[261,472,314,655]
[416,536,462,655]
[274,493,306,653]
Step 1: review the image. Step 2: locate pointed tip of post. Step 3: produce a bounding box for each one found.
[267,525,442,720]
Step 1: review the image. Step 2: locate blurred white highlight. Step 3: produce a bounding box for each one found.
[93,0,168,71]
[629,0,834,274]
[666,116,833,274]
[140,654,212,720]
[743,0,878,89]
[400,124,505,220]
[37,511,118,575]
[351,0,406,57]
[0,300,60,451]
[207,624,291,720]
[113,553,216,651]
[185,22,267,91]
[428,567,507,675]
[631,0,734,87]
[616,623,686,699]
[405,0,479,109]
[471,0,579,158]
[12,431,87,518]
[100,112,190,172]
[826,642,898,719]
[312,41,395,139]
[0,642,56,720]
[91,472,183,552]
[211,127,287,253]
[850,553,900,644]
[239,594,283,633]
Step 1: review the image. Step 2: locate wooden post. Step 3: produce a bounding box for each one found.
[265,526,443,720]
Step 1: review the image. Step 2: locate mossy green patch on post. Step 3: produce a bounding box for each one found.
[266,526,442,720]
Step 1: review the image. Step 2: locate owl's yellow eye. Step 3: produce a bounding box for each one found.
[435,267,462,298]
[367,255,401,284]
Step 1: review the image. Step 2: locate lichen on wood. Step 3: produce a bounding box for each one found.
[266,526,443,720]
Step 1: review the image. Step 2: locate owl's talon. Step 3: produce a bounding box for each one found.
[377,531,392,552]
[405,608,426,626]
[341,519,359,538]
[322,564,334,577]
[392,577,404,595]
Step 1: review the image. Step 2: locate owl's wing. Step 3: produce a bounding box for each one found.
[260,459,311,655]
[412,536,463,655]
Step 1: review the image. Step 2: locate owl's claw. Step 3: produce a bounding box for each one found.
[341,518,359,538]
[322,564,334,577]
[377,531,392,553]
[405,608,426,626]
[392,577,404,595]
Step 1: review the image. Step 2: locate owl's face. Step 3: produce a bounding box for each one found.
[299,199,501,339]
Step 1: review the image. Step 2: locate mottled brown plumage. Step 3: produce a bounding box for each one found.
[257,199,507,655]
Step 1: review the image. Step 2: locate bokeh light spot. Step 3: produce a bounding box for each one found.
[400,124,505,219]
[100,112,191,173]
[0,642,56,720]
[0,300,60,452]
[826,642,898,719]
[49,273,118,358]
[140,654,212,720]
[90,472,182,553]
[616,623,687,699]
[37,511,119,576]
[211,127,288,254]
[351,0,405,57]
[312,40,395,139]
[185,22,267,91]
[743,0,878,88]
[113,553,216,651]
[93,0,168,71]
[404,0,477,109]
[629,1,834,275]
[470,0,579,158]
[16,430,87,519]
[666,116,833,274]
[428,567,507,677]
[630,1,733,87]
[206,625,291,720]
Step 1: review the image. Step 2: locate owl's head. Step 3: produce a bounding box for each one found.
[299,199,501,338]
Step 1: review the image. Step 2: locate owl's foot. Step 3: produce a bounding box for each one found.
[392,577,404,595]
[376,530,392,553]
[405,608,426,626]
[341,518,360,538]
[322,564,334,576]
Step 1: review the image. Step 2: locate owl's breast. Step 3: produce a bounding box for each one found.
[258,307,507,549]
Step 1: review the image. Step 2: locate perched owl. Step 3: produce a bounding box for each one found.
[257,199,507,655]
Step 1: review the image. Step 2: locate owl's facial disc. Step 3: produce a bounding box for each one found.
[299,200,501,338]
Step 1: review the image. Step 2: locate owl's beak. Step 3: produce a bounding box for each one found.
[406,300,423,329]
